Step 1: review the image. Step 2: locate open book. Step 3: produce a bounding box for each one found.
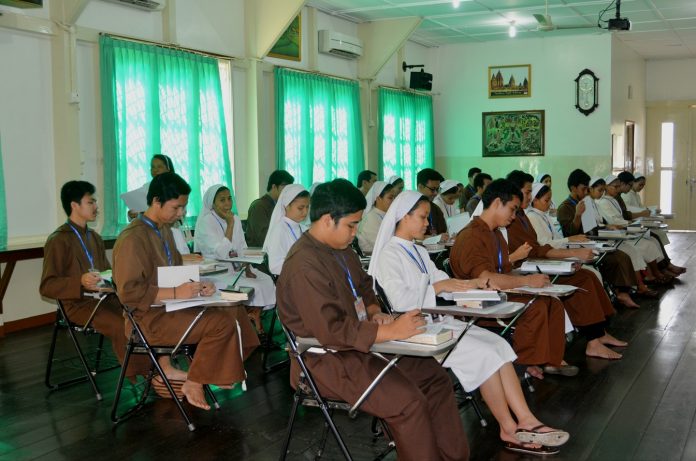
[451,290,501,308]
[505,284,578,297]
[397,324,454,345]
[446,212,471,236]
[520,260,575,274]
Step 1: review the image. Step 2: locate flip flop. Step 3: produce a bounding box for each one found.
[515,425,570,447]
[151,375,185,400]
[504,441,560,456]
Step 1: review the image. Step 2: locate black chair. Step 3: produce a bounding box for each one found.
[45,296,120,401]
[111,303,220,432]
[278,324,395,461]
[260,266,290,373]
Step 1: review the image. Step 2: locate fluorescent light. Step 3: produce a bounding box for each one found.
[452,0,460,7]
[508,22,517,38]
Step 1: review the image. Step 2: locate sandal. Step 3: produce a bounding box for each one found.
[515,425,570,447]
[151,375,185,400]
[504,441,560,456]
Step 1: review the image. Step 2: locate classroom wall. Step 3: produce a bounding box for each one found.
[646,58,696,102]
[431,34,613,201]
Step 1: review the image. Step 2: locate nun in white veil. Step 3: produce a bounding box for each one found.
[263,184,309,275]
[535,173,557,216]
[433,179,461,218]
[193,184,276,313]
[367,191,568,449]
[357,181,394,254]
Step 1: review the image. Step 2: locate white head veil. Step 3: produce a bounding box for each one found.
[364,181,389,214]
[309,182,321,196]
[367,191,425,278]
[439,179,459,195]
[536,172,551,183]
[262,184,307,251]
[388,175,402,185]
[589,176,603,188]
[531,182,546,201]
[195,184,228,232]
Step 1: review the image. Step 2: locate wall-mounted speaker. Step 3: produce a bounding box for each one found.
[409,70,432,91]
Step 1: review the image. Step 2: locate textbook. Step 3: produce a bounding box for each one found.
[398,325,454,346]
[520,260,575,274]
[597,229,626,238]
[452,290,501,308]
[505,284,578,297]
[219,287,252,302]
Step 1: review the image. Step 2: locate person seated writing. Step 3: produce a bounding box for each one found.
[246,169,294,248]
[450,179,571,380]
[357,180,396,254]
[263,184,309,276]
[369,190,569,455]
[277,179,470,461]
[416,168,449,239]
[433,179,462,218]
[194,184,277,334]
[41,180,148,379]
[113,172,259,410]
[505,171,626,361]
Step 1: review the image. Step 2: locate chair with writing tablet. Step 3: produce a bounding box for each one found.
[260,259,291,373]
[279,322,459,461]
[110,300,220,432]
[45,294,120,401]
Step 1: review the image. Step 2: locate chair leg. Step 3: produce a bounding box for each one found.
[44,321,62,389]
[466,392,488,427]
[262,309,290,373]
[317,404,352,460]
[145,346,196,431]
[278,392,302,461]
[111,344,150,424]
[523,372,536,393]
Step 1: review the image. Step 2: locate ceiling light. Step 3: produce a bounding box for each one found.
[509,21,517,38]
[452,0,461,8]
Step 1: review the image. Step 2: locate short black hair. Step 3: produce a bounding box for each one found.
[506,170,534,190]
[467,167,482,179]
[356,170,377,188]
[417,168,444,186]
[474,172,492,190]
[533,184,551,200]
[152,154,175,174]
[61,180,95,216]
[147,172,191,205]
[617,171,635,184]
[567,169,590,190]
[266,170,294,192]
[481,179,522,209]
[310,178,366,224]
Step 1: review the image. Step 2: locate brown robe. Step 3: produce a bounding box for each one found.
[40,221,147,376]
[277,232,469,461]
[449,217,565,366]
[112,218,259,384]
[459,184,476,210]
[245,194,275,247]
[557,198,637,288]
[428,199,448,235]
[507,211,615,328]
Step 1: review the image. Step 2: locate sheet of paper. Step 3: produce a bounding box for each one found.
[160,292,225,312]
[423,235,442,245]
[157,265,200,287]
[581,196,599,233]
[446,212,471,236]
[119,186,148,212]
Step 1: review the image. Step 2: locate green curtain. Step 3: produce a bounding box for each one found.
[275,67,364,188]
[378,87,434,190]
[100,35,232,236]
[0,134,6,250]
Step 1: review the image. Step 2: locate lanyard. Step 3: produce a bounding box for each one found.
[285,222,300,241]
[398,243,428,274]
[567,196,578,206]
[494,234,503,274]
[608,197,623,214]
[334,253,358,300]
[140,215,173,266]
[68,222,95,269]
[213,212,227,233]
[528,209,554,235]
[428,213,434,232]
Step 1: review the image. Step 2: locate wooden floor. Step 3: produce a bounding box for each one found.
[1,232,695,461]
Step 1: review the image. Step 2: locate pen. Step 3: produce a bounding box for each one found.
[536,265,543,275]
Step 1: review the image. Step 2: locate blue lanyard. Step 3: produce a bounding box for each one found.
[140,215,173,266]
[428,213,434,232]
[398,243,428,274]
[334,253,358,300]
[609,198,623,214]
[567,196,578,206]
[529,209,554,235]
[285,222,300,241]
[495,234,503,274]
[213,212,227,233]
[67,222,95,269]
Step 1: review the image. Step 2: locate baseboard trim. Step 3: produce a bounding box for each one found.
[0,312,56,336]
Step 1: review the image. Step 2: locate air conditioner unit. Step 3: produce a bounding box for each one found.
[318,30,363,59]
[102,0,165,12]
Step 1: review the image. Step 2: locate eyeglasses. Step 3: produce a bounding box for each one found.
[423,185,441,193]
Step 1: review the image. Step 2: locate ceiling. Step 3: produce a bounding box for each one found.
[307,0,696,59]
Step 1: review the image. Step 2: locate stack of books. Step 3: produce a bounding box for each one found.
[452,290,501,309]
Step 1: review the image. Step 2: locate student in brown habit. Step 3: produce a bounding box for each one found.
[416,168,449,237]
[277,179,469,461]
[450,179,571,379]
[41,181,148,378]
[245,169,295,248]
[113,173,259,410]
[505,170,627,362]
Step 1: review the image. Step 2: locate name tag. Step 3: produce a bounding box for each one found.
[354,296,367,321]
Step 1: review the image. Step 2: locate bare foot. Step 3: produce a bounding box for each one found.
[158,357,188,381]
[526,365,544,380]
[599,333,628,347]
[181,380,211,410]
[616,292,639,309]
[586,339,622,360]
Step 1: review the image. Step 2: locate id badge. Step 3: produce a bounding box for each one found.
[354,296,367,321]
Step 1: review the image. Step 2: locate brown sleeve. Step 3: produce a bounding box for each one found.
[450,228,497,279]
[40,235,83,301]
[431,204,448,234]
[279,264,378,353]
[556,202,582,237]
[246,199,272,247]
[112,234,160,311]
[94,233,112,271]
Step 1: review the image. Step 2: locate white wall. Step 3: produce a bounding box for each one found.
[432,34,613,200]
[611,36,646,174]
[646,58,696,102]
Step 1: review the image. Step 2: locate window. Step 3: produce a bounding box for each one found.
[100,36,234,235]
[378,88,434,189]
[275,68,364,187]
[659,122,674,214]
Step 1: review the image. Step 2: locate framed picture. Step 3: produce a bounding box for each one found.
[488,64,531,98]
[268,14,302,61]
[482,110,545,157]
